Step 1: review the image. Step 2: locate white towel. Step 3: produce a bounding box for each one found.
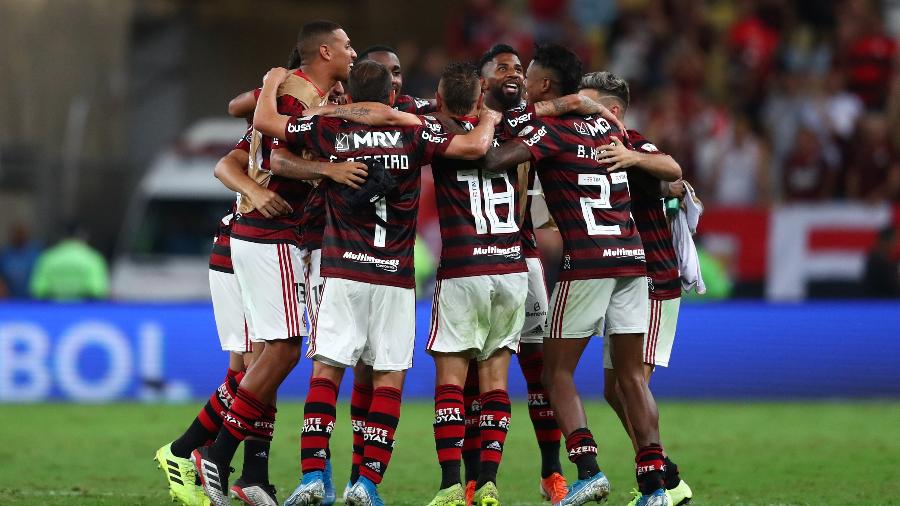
[672,181,706,294]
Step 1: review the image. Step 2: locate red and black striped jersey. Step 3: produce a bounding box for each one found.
[209,129,253,273]
[431,116,526,280]
[498,103,540,258]
[283,114,455,288]
[394,94,437,114]
[231,70,326,246]
[299,186,325,251]
[626,129,680,300]
[513,112,646,281]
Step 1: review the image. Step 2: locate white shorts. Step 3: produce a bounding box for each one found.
[603,297,681,368]
[545,276,648,339]
[209,269,252,353]
[426,272,528,361]
[230,238,309,341]
[520,257,550,343]
[303,248,323,331]
[309,277,415,371]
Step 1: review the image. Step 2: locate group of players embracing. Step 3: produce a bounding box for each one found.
[154,18,696,506]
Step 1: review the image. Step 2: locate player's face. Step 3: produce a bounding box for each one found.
[328,81,346,105]
[524,60,550,104]
[483,52,524,108]
[329,29,357,81]
[366,51,403,94]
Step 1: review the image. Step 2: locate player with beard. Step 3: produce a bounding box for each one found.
[578,71,692,506]
[191,21,357,506]
[458,43,625,505]
[482,44,672,506]
[255,60,499,506]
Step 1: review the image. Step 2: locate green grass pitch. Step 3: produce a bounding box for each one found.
[2,400,899,505]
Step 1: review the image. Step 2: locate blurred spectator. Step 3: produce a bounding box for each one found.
[845,113,900,201]
[781,126,839,202]
[834,0,896,109]
[29,222,109,301]
[861,226,899,298]
[0,224,42,298]
[702,114,772,206]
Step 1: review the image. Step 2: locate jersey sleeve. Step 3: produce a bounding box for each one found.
[501,103,537,139]
[416,115,455,165]
[513,118,558,163]
[278,94,308,117]
[234,125,253,152]
[626,129,666,155]
[284,115,322,152]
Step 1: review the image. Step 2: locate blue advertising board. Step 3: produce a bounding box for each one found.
[0,301,898,402]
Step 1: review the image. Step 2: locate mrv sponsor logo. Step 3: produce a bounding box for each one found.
[336,130,404,152]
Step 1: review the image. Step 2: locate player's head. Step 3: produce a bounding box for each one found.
[437,62,482,117]
[357,45,404,94]
[578,71,630,120]
[296,20,356,81]
[346,60,394,105]
[525,43,582,103]
[478,44,524,109]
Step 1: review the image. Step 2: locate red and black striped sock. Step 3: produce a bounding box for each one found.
[300,377,338,474]
[349,382,373,484]
[171,369,243,458]
[359,386,402,485]
[518,350,563,477]
[433,384,465,489]
[462,362,481,483]
[566,428,601,480]
[636,444,666,494]
[209,386,271,465]
[477,389,511,488]
[240,403,276,485]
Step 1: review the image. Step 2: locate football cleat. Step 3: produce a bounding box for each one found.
[230,478,278,506]
[667,479,692,506]
[322,459,336,505]
[472,481,499,506]
[465,480,476,506]
[345,476,385,506]
[552,472,609,506]
[540,472,569,504]
[284,471,326,506]
[629,488,672,506]
[153,442,209,506]
[426,483,466,506]
[342,481,353,503]
[191,447,232,506]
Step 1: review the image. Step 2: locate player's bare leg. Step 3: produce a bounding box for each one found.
[608,333,668,501]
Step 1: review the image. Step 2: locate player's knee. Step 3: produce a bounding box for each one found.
[603,381,619,408]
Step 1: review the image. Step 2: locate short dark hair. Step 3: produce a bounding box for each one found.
[297,20,342,62]
[357,45,399,62]
[286,47,301,68]
[531,43,582,95]
[579,71,630,109]
[347,60,392,104]
[439,63,480,116]
[477,44,519,75]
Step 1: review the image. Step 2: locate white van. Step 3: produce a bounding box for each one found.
[111,118,246,300]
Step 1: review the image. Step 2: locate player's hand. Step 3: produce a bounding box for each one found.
[596,139,641,172]
[325,161,368,190]
[480,107,502,126]
[590,102,626,135]
[665,179,687,198]
[246,186,293,218]
[263,67,289,85]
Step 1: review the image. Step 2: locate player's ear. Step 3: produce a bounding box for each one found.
[480,77,488,93]
[476,90,484,111]
[541,76,552,94]
[389,89,397,107]
[345,94,354,104]
[435,91,444,112]
[320,43,331,61]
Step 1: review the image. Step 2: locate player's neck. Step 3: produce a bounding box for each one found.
[299,63,337,95]
[449,108,480,123]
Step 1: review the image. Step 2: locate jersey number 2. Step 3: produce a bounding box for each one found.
[578,174,621,236]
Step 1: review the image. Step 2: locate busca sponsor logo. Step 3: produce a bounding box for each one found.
[287,121,313,134]
[523,126,547,147]
[507,112,533,128]
[342,251,401,272]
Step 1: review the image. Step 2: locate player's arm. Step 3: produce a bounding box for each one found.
[597,139,681,181]
[533,95,624,132]
[443,108,501,160]
[228,90,257,120]
[303,102,423,127]
[482,139,534,171]
[213,148,293,218]
[270,150,369,190]
[253,67,293,140]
